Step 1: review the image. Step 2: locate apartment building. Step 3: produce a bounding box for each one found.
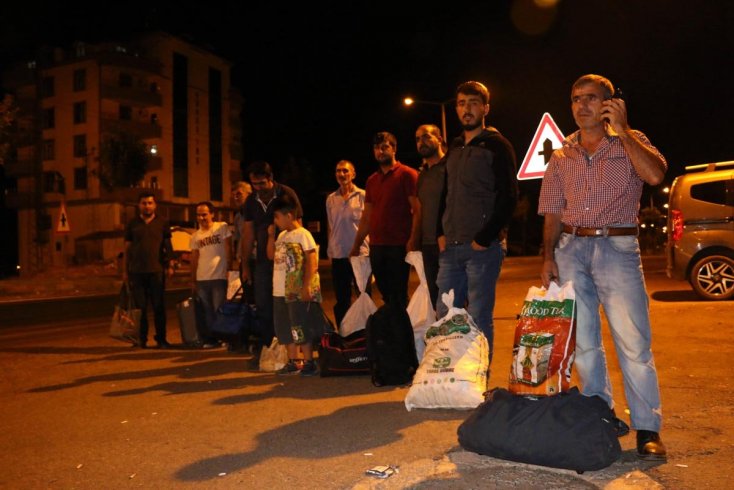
[3,32,243,274]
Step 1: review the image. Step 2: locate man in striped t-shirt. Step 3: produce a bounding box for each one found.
[538,74,667,461]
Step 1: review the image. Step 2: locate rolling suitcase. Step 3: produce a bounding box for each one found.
[177,297,201,346]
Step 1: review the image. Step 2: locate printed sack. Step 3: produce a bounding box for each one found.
[509,281,576,396]
[339,256,377,336]
[405,290,489,411]
[405,251,436,362]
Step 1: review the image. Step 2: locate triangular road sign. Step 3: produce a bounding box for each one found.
[517,113,565,180]
[57,200,71,234]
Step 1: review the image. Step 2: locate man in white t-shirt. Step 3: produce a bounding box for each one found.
[190,202,232,348]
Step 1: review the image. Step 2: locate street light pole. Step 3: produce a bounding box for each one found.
[403,97,451,142]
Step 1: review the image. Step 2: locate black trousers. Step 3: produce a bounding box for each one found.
[331,258,358,328]
[421,243,440,308]
[370,245,409,308]
[129,272,167,344]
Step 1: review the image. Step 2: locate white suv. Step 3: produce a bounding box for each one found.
[666,161,734,300]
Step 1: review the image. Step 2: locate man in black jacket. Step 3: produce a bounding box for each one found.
[437,81,518,363]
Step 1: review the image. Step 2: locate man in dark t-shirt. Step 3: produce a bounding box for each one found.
[123,191,175,348]
[240,161,302,355]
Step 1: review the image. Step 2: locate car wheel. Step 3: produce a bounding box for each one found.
[689,254,734,301]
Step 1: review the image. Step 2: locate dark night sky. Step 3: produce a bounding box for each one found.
[3,0,734,192]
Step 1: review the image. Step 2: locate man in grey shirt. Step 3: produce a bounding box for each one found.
[415,124,446,307]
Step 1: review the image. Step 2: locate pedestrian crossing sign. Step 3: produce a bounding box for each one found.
[56,201,71,234]
[517,113,565,180]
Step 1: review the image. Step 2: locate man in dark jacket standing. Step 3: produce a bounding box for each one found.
[122,191,175,349]
[437,81,518,363]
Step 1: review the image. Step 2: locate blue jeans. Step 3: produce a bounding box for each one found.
[195,279,227,343]
[436,241,503,362]
[555,233,662,432]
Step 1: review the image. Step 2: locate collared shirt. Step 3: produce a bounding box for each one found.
[538,129,667,227]
[417,158,446,246]
[326,185,369,258]
[365,162,418,246]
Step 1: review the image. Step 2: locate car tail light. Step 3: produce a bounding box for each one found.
[671,209,683,242]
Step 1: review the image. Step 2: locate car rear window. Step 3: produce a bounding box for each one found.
[691,180,727,205]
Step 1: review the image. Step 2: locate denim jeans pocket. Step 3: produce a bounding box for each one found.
[607,235,640,254]
[556,233,573,251]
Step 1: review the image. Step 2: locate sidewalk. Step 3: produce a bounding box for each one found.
[0,262,190,302]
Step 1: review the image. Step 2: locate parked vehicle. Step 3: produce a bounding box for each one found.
[666,161,734,300]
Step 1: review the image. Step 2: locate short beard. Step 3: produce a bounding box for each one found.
[418,146,438,159]
[461,120,483,131]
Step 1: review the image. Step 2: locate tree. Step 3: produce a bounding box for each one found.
[98,131,149,191]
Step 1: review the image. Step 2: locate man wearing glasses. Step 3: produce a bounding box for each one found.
[241,161,303,362]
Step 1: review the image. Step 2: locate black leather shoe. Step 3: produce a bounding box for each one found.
[156,341,173,349]
[610,410,630,437]
[637,430,667,461]
[138,341,148,349]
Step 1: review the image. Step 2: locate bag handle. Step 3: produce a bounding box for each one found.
[120,282,135,310]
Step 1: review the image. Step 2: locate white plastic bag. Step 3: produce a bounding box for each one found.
[259,338,288,372]
[405,251,436,362]
[339,256,377,336]
[226,270,242,300]
[405,290,489,411]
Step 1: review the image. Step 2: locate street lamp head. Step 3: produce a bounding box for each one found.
[404,97,415,106]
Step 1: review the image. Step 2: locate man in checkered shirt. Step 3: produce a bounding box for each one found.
[538,74,667,461]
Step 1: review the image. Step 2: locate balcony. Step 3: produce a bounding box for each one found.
[99,186,162,204]
[101,117,162,139]
[4,157,36,178]
[148,155,163,171]
[100,84,162,107]
[96,52,162,75]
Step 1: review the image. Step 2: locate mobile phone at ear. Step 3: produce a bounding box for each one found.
[603,87,624,122]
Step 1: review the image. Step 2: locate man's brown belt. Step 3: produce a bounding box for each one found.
[561,224,639,237]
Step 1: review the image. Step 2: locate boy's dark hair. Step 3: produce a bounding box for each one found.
[373,131,397,150]
[196,201,215,213]
[456,81,490,105]
[138,190,156,202]
[272,194,297,215]
[247,160,273,179]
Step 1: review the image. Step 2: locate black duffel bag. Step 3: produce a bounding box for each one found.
[458,387,621,472]
[318,330,370,377]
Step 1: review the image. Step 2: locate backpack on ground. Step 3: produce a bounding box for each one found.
[366,302,418,387]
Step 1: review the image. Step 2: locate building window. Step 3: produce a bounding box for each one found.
[73,69,86,91]
[43,171,65,193]
[73,134,87,158]
[75,43,86,58]
[42,107,55,129]
[73,101,86,124]
[119,105,132,120]
[119,72,132,87]
[42,139,55,160]
[41,76,54,97]
[74,166,88,190]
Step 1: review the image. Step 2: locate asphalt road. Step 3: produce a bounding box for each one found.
[1,256,732,489]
